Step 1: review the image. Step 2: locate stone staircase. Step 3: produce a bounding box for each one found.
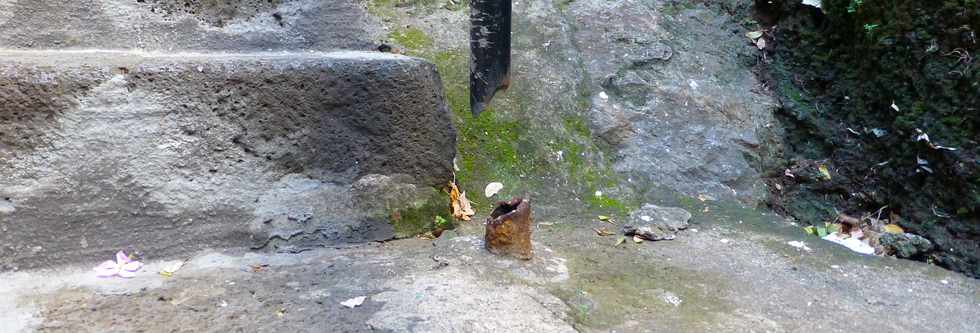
[0,1,456,271]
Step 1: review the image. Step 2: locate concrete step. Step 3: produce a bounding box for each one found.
[0,0,379,51]
[0,50,456,271]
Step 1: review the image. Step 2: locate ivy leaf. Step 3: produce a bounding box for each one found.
[818,165,832,180]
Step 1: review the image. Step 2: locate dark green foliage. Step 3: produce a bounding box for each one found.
[760,0,980,276]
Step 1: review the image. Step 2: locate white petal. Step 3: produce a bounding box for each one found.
[484,182,504,198]
[341,296,367,308]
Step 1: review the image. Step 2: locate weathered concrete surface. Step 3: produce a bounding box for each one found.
[0,0,381,51]
[0,237,577,333]
[0,50,456,271]
[567,1,780,203]
[2,207,978,332]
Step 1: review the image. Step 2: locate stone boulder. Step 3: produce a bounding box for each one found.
[622,204,692,241]
[879,233,934,259]
[0,50,455,270]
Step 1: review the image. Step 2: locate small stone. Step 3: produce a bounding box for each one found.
[485,197,533,260]
[621,204,691,241]
[879,233,933,259]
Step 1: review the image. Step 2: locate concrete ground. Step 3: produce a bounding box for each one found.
[2,1,978,332]
[4,201,977,333]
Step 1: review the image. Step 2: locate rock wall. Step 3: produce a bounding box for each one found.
[0,0,457,271]
[0,0,382,51]
[367,0,779,215]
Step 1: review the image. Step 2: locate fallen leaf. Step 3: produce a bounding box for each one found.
[633,235,644,243]
[803,226,817,236]
[594,228,614,236]
[746,31,764,40]
[484,182,503,198]
[249,264,270,273]
[818,165,832,180]
[615,236,626,246]
[883,224,904,234]
[597,215,610,221]
[458,191,475,220]
[159,259,188,277]
[449,182,474,221]
[816,227,828,238]
[341,296,367,309]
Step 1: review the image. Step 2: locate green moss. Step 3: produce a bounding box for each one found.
[387,187,452,238]
[368,0,466,18]
[562,115,591,138]
[388,27,433,50]
[380,13,636,217]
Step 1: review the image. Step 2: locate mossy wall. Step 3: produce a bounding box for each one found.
[758,0,980,276]
[371,0,637,219]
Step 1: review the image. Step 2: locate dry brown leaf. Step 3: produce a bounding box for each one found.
[449,181,461,215]
[883,224,904,234]
[449,182,475,221]
[459,191,475,220]
[594,228,614,236]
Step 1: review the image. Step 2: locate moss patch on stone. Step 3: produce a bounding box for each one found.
[377,3,637,219]
[388,27,433,50]
[387,187,452,238]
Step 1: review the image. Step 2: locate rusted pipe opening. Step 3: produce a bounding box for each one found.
[489,198,523,222]
[485,197,533,260]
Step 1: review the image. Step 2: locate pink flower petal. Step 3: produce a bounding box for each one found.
[117,269,137,278]
[121,261,143,272]
[95,260,118,270]
[94,261,121,277]
[115,251,131,264]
